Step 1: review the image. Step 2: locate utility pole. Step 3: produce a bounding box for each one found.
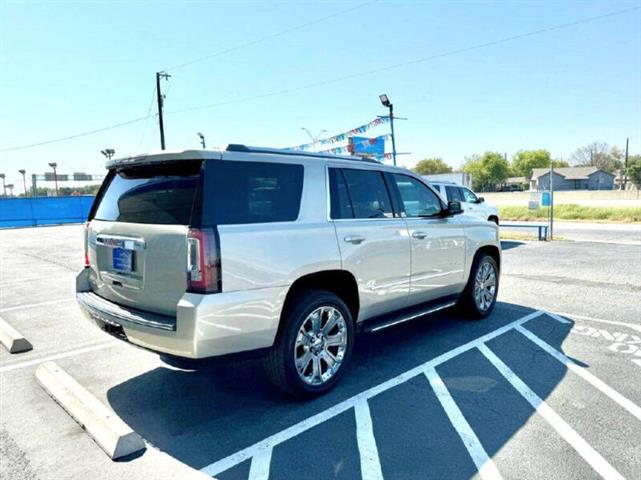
[197,132,206,149]
[623,137,629,191]
[156,71,171,150]
[18,169,27,196]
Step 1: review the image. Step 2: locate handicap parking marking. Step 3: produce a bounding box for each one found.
[354,399,384,480]
[478,344,626,480]
[205,309,641,480]
[543,310,641,368]
[201,310,545,478]
[424,365,502,480]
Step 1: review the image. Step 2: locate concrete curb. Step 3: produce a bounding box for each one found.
[35,361,145,460]
[0,315,33,353]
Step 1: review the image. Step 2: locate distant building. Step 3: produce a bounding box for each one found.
[529,167,615,191]
[498,176,527,191]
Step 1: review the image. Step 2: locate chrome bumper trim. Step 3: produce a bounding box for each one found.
[77,292,176,331]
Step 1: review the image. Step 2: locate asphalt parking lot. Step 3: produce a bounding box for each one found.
[1,224,640,480]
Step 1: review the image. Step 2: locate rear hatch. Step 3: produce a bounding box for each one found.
[87,160,203,316]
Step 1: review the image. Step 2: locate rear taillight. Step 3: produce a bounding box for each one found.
[187,227,221,293]
[83,221,91,267]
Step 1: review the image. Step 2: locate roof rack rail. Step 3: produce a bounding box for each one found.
[225,144,381,164]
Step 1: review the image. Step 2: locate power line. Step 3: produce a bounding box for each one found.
[2,5,638,153]
[165,0,379,71]
[166,5,641,116]
[0,115,153,153]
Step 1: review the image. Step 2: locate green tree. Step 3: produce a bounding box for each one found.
[511,149,552,178]
[570,141,623,173]
[413,157,453,175]
[627,155,641,189]
[463,151,509,191]
[511,150,569,178]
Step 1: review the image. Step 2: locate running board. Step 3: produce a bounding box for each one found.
[361,296,459,333]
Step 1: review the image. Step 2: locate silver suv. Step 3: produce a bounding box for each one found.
[76,145,501,397]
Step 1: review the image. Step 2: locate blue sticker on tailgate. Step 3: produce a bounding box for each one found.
[112,247,133,272]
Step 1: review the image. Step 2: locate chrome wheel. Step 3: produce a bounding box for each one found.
[294,306,348,386]
[474,261,497,312]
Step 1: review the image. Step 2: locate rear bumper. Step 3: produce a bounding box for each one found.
[75,269,286,359]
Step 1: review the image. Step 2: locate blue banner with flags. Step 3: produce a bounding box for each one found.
[351,136,386,156]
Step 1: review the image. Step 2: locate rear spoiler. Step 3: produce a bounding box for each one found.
[106,149,222,169]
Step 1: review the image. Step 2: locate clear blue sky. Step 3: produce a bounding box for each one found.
[1,0,640,188]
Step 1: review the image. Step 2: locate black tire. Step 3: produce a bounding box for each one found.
[264,289,355,398]
[458,254,499,319]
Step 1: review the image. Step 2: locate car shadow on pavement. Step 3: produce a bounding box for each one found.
[500,240,526,250]
[106,302,575,477]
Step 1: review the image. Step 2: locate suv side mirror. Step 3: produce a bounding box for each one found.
[477,197,485,203]
[444,201,463,216]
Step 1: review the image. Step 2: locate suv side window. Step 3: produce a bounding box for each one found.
[393,174,442,218]
[336,168,394,219]
[202,160,304,225]
[460,187,478,203]
[445,185,462,202]
[328,168,354,219]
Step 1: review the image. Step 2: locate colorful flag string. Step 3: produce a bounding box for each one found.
[287,116,390,151]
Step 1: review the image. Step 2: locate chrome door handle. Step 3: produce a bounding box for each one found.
[412,231,428,240]
[344,235,365,245]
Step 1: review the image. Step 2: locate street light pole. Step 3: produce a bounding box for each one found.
[379,94,397,166]
[0,173,6,197]
[48,162,59,196]
[197,132,206,149]
[18,169,27,196]
[101,149,115,162]
[301,128,327,152]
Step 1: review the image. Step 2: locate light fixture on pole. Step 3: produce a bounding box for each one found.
[18,169,27,197]
[0,173,6,197]
[48,162,59,196]
[301,128,327,152]
[197,132,206,149]
[101,149,115,161]
[379,94,397,166]
[6,184,14,197]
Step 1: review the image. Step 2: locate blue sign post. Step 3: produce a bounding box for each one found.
[541,191,551,207]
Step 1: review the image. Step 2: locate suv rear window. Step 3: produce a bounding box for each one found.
[92,161,202,225]
[201,160,304,225]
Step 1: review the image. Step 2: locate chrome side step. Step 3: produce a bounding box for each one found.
[362,299,458,333]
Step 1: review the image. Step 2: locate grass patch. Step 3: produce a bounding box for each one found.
[500,231,567,241]
[499,204,641,223]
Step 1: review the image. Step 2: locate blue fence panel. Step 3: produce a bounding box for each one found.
[0,196,96,228]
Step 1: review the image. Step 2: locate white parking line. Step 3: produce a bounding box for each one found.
[200,310,545,477]
[549,310,641,333]
[354,399,384,480]
[515,325,641,422]
[424,365,502,480]
[247,447,272,480]
[478,344,625,480]
[0,298,71,313]
[0,341,116,373]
